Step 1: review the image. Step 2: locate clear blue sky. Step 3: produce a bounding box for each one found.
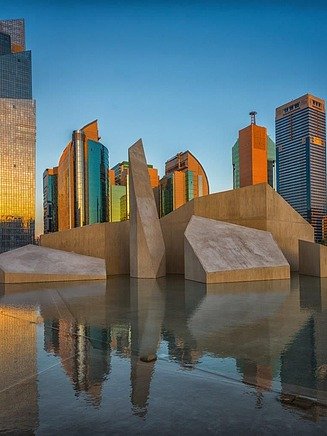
[2,0,327,235]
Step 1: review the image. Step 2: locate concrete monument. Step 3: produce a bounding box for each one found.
[184,216,290,283]
[0,245,106,283]
[128,139,166,278]
[299,240,327,277]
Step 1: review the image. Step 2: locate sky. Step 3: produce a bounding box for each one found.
[2,0,327,235]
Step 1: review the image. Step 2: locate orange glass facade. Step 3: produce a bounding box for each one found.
[239,124,268,188]
[55,120,109,231]
[160,151,209,217]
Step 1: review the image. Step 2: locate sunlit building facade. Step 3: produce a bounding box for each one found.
[52,120,109,231]
[159,151,209,217]
[109,161,159,222]
[232,114,276,189]
[43,167,58,234]
[276,94,326,242]
[0,19,36,252]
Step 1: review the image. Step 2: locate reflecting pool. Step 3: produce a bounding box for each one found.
[0,275,327,434]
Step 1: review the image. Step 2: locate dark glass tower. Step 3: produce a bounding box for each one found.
[0,19,36,252]
[276,94,326,242]
[43,167,58,233]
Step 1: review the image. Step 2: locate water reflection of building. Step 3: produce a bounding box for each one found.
[44,319,111,407]
[0,308,38,433]
[280,276,327,415]
[1,275,326,427]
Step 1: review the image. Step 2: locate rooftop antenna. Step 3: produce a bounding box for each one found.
[249,111,257,125]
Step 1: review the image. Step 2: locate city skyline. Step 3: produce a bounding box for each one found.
[2,1,327,235]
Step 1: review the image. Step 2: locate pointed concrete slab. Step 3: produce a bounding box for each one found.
[184,216,290,284]
[128,139,166,278]
[0,245,106,283]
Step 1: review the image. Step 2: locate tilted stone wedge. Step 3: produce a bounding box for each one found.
[184,216,290,283]
[0,244,106,283]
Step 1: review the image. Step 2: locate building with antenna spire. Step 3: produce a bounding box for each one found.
[232,112,276,189]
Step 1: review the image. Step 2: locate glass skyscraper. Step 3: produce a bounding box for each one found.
[43,167,58,233]
[44,120,109,232]
[159,151,209,217]
[0,19,36,253]
[108,161,159,222]
[232,124,276,189]
[276,94,326,242]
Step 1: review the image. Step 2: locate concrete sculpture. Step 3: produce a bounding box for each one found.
[128,139,166,278]
[299,240,327,277]
[0,245,106,283]
[184,216,290,283]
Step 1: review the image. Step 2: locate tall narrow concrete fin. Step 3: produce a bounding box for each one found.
[129,139,166,278]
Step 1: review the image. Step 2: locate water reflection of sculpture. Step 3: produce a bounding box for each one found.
[1,275,326,425]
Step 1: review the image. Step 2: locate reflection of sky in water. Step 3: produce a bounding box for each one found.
[0,275,327,433]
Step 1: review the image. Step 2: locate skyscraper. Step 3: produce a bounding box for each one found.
[232,113,276,189]
[276,94,326,241]
[109,161,159,222]
[43,167,58,233]
[159,151,209,217]
[46,120,109,231]
[0,19,36,252]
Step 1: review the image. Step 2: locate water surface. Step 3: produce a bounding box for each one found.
[0,275,326,434]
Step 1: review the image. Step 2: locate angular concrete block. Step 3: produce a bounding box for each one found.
[0,245,106,283]
[129,139,166,278]
[184,216,290,284]
[299,240,327,277]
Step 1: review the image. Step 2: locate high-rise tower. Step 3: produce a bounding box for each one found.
[56,120,109,231]
[0,19,36,252]
[159,151,209,217]
[109,161,159,222]
[232,113,276,190]
[276,94,326,242]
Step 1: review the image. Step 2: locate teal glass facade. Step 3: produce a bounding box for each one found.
[87,140,109,224]
[185,171,194,201]
[43,169,58,233]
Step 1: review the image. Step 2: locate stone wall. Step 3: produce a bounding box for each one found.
[40,184,314,275]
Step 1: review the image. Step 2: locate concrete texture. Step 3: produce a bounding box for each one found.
[299,240,327,277]
[40,183,314,275]
[128,139,166,278]
[0,245,106,283]
[40,221,130,276]
[184,216,290,283]
[161,183,314,273]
